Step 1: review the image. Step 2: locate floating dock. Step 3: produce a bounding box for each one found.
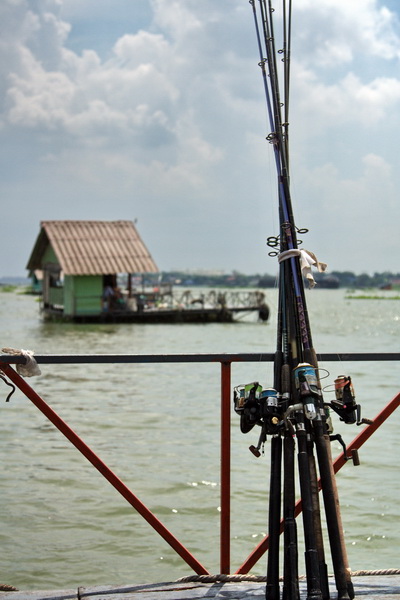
[1,574,399,599]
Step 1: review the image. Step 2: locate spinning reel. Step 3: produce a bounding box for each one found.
[329,375,361,425]
[233,367,371,461]
[233,382,283,456]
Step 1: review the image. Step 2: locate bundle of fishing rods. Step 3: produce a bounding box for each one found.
[233,2,366,599]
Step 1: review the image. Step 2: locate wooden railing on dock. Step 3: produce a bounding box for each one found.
[0,352,399,576]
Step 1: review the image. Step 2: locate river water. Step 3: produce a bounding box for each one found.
[0,287,398,591]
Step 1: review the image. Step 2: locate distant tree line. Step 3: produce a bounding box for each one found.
[3,272,398,291]
[10,270,391,290]
[157,270,400,289]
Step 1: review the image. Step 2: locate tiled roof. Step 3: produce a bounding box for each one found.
[26,220,159,275]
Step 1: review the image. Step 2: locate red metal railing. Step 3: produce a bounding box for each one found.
[0,352,399,576]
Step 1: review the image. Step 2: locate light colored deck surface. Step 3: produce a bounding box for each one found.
[0,576,399,600]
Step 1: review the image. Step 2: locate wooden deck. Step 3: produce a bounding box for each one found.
[1,575,399,599]
[44,305,268,324]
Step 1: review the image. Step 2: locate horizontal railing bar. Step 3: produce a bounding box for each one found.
[317,352,400,361]
[0,352,399,365]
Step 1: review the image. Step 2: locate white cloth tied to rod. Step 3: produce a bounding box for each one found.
[1,347,41,377]
[278,249,327,289]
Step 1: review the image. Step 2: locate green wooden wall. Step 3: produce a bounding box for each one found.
[63,275,103,316]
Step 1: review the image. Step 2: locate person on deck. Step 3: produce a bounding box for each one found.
[102,285,115,311]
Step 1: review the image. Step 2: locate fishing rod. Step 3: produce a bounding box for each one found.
[257,3,327,597]
[268,0,352,592]
[280,254,300,600]
[233,2,364,600]
[251,0,315,361]
[248,2,323,598]
[308,434,330,600]
[276,194,301,600]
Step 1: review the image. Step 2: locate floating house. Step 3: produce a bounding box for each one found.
[26,220,269,323]
[26,220,159,321]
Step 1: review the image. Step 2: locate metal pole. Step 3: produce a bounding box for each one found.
[1,352,399,366]
[333,391,400,473]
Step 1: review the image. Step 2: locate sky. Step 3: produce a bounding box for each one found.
[0,0,399,278]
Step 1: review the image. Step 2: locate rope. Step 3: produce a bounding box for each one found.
[351,568,400,576]
[0,585,18,591]
[176,569,400,583]
[1,571,399,592]
[1,348,41,377]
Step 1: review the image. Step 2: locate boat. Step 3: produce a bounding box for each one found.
[26,220,269,324]
[94,285,270,324]
[56,286,270,324]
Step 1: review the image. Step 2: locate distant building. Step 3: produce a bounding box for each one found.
[26,220,158,320]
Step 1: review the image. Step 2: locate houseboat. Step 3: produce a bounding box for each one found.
[26,220,269,323]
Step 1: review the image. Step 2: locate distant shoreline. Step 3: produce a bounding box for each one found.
[1,270,399,290]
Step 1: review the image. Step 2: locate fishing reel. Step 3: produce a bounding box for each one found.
[233,382,262,433]
[327,375,371,426]
[326,376,364,465]
[233,383,282,455]
[260,388,282,434]
[293,363,322,421]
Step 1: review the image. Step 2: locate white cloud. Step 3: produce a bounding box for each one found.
[293,69,400,131]
[7,49,75,128]
[0,0,399,276]
[291,150,397,271]
[295,0,400,65]
[111,31,171,69]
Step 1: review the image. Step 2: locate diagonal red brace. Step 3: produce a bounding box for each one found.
[1,364,209,575]
[236,391,400,574]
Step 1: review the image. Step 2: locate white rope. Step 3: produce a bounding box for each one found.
[278,249,327,289]
[176,569,400,584]
[1,347,41,377]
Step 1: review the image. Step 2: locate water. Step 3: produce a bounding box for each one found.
[0,288,398,590]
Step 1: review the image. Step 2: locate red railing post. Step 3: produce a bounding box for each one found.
[220,360,231,574]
